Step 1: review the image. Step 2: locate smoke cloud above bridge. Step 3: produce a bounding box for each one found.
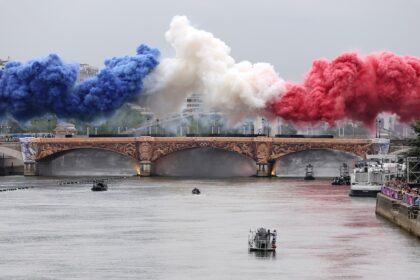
[0,45,159,121]
[145,16,420,127]
[1,15,420,126]
[267,52,420,126]
[142,15,285,123]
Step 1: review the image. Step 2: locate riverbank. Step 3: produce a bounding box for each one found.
[375,193,420,238]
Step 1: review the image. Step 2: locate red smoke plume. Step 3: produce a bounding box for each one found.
[267,52,420,126]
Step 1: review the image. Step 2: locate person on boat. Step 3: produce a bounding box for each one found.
[271,230,277,248]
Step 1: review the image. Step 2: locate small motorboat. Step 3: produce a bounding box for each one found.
[248,228,277,252]
[192,188,201,195]
[91,181,108,192]
[332,163,351,185]
[331,176,351,186]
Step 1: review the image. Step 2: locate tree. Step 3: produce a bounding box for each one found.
[106,104,146,132]
[406,121,420,157]
[0,59,7,69]
[281,124,297,135]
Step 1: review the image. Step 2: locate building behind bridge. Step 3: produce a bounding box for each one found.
[77,63,99,83]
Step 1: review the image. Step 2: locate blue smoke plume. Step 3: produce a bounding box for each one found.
[0,44,159,121]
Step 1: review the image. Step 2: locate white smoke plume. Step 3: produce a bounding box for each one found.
[142,15,285,124]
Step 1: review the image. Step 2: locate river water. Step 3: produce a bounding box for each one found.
[1,176,419,280]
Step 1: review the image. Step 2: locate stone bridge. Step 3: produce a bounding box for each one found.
[0,142,23,161]
[0,142,23,175]
[20,136,376,177]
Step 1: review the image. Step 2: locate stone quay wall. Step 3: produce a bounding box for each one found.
[376,193,420,238]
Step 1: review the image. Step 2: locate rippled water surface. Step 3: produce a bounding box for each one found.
[1,176,419,279]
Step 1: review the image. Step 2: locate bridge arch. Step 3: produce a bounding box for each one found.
[148,141,255,163]
[0,146,23,160]
[37,147,140,177]
[35,142,138,162]
[152,147,257,177]
[273,148,362,178]
[38,147,137,162]
[27,137,373,177]
[269,142,369,162]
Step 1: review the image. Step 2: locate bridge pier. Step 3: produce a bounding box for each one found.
[256,163,273,177]
[139,161,152,177]
[24,161,37,176]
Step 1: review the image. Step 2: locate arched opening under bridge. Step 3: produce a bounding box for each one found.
[37,148,140,177]
[153,147,257,177]
[274,149,361,178]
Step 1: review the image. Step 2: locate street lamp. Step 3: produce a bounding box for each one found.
[261,118,266,135]
[376,118,382,138]
[147,117,151,135]
[47,118,51,133]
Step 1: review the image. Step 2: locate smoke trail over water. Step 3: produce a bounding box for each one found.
[0,45,159,121]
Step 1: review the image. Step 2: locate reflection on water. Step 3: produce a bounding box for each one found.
[249,250,276,259]
[0,176,419,280]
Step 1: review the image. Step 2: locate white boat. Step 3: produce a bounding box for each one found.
[349,155,405,197]
[248,228,277,252]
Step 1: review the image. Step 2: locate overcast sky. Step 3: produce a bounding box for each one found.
[1,0,419,81]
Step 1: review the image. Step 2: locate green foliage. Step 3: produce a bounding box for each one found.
[281,124,297,135]
[5,115,57,133]
[27,116,57,133]
[316,123,369,138]
[5,105,148,135]
[9,120,26,133]
[73,104,147,135]
[106,104,146,131]
[343,123,369,138]
[2,118,26,133]
[321,126,338,137]
[406,121,420,156]
[0,59,7,68]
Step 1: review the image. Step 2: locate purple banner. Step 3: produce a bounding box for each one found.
[381,186,399,199]
[382,185,420,205]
